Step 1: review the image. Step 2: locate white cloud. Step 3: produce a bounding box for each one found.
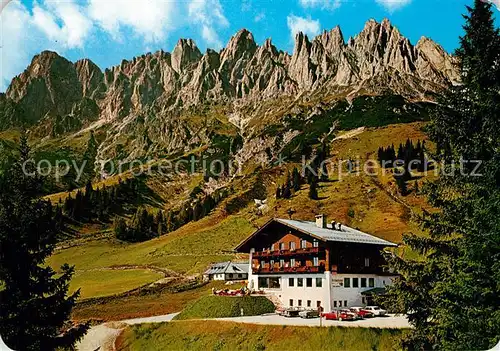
[375,0,412,11]
[88,0,177,42]
[0,1,67,90]
[1,1,30,90]
[299,0,341,10]
[188,0,229,49]
[287,15,321,40]
[0,0,231,91]
[254,12,265,23]
[32,0,91,48]
[488,0,500,10]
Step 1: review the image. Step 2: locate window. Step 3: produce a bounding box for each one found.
[289,241,296,250]
[369,278,375,288]
[362,297,366,304]
[271,244,275,251]
[344,277,350,288]
[364,258,370,267]
[290,258,296,267]
[300,239,307,249]
[289,278,294,287]
[344,300,348,307]
[289,299,293,306]
[361,278,367,288]
[317,301,321,308]
[313,240,319,247]
[313,257,319,266]
[306,278,313,287]
[316,278,323,288]
[258,277,281,289]
[338,301,342,307]
[269,277,280,289]
[333,301,337,308]
[353,278,359,288]
[307,300,312,307]
[280,242,285,250]
[297,278,303,287]
[270,260,275,268]
[238,274,242,278]
[260,260,265,268]
[279,259,285,267]
[298,300,302,307]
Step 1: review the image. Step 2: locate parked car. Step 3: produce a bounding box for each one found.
[321,310,357,321]
[350,307,374,318]
[340,309,360,320]
[364,306,387,316]
[299,310,319,319]
[282,309,300,318]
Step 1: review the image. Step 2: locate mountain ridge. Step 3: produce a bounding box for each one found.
[0,18,458,168]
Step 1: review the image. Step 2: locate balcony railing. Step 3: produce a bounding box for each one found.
[253,247,322,258]
[252,264,325,274]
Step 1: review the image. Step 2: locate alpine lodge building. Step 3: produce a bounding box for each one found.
[235,215,398,312]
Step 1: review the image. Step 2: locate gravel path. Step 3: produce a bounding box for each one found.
[75,313,179,351]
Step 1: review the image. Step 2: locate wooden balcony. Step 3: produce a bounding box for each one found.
[253,247,322,258]
[252,264,325,275]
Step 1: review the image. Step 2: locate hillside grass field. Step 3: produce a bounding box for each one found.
[73,280,231,322]
[48,215,254,275]
[173,296,276,320]
[42,122,434,321]
[116,320,404,351]
[69,269,163,299]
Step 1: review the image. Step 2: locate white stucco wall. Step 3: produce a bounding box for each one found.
[249,270,397,311]
[329,274,396,308]
[249,273,330,311]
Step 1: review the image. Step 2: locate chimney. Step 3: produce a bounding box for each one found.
[315,214,327,228]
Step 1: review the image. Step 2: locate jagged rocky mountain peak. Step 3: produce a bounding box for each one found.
[0,19,460,158]
[172,38,202,73]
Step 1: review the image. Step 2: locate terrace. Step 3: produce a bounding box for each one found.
[252,247,323,258]
[252,264,325,274]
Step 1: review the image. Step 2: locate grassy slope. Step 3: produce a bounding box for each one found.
[117,320,404,351]
[48,215,255,275]
[73,280,230,322]
[251,122,432,243]
[174,296,275,320]
[70,269,163,299]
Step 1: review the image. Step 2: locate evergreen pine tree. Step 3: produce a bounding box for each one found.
[114,216,128,240]
[292,167,301,192]
[0,136,88,350]
[156,211,164,237]
[308,179,318,200]
[282,185,291,199]
[275,186,281,199]
[383,2,500,349]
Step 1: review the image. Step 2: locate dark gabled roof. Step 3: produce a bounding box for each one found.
[203,261,249,275]
[235,218,397,252]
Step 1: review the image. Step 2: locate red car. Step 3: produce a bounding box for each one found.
[350,307,374,318]
[321,310,357,321]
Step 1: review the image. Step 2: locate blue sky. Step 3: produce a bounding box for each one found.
[1,0,499,91]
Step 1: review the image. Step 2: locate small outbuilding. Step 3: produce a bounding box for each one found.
[203,261,249,281]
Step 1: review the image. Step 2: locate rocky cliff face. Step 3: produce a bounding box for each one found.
[0,19,458,164]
